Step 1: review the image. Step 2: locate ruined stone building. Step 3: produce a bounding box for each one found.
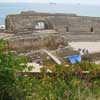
[6,11,100,34]
[4,11,100,51]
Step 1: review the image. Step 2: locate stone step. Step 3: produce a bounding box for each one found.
[65,34,100,42]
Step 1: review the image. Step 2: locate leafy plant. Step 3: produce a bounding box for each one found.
[0,40,100,100]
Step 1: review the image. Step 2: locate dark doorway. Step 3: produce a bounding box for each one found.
[66,26,69,32]
[91,27,93,32]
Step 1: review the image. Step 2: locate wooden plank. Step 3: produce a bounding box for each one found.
[43,49,62,65]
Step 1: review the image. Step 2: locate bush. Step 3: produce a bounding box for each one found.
[0,40,100,100]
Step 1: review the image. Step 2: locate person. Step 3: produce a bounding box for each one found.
[78,48,81,52]
[79,48,84,55]
[86,49,89,54]
[83,48,85,54]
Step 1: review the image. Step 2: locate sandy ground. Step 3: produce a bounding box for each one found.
[69,42,100,54]
[95,60,100,64]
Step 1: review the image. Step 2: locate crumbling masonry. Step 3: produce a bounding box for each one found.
[4,11,100,51]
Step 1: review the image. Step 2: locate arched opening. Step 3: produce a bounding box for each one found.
[35,22,45,30]
[34,20,53,30]
[91,27,93,32]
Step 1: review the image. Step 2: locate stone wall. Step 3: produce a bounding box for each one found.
[5,11,100,35]
[7,32,68,51]
[4,11,100,53]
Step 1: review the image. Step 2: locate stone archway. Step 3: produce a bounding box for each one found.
[34,20,53,30]
[35,21,45,30]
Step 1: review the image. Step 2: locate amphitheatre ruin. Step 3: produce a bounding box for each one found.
[1,11,100,64]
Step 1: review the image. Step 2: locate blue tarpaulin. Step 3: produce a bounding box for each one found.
[68,55,81,64]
